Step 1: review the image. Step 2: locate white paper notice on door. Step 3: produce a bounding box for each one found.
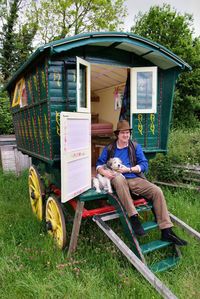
[66,118,90,151]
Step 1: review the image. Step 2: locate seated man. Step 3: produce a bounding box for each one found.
[96,120,187,246]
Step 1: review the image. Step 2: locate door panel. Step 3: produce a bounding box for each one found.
[60,112,91,203]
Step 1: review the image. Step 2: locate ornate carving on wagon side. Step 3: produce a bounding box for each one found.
[41,71,46,87]
[53,70,61,87]
[150,114,155,135]
[44,114,49,143]
[56,111,60,136]
[38,116,43,142]
[138,114,143,135]
[32,117,37,141]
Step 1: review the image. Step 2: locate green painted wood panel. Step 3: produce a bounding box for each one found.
[38,60,48,101]
[40,103,51,159]
[25,74,33,105]
[31,68,40,103]
[50,101,68,157]
[66,67,77,112]
[48,61,65,99]
[25,109,35,153]
[34,105,45,156]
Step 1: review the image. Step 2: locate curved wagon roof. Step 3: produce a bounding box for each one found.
[3,31,191,91]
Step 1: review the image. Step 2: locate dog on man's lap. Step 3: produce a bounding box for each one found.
[93,157,123,193]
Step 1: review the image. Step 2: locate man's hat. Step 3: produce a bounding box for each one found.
[114,120,132,134]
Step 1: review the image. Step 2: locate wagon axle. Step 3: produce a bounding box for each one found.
[46,221,52,231]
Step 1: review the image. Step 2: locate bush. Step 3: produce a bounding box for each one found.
[0,90,14,134]
[148,154,184,182]
[148,128,200,182]
[171,90,200,129]
[168,128,200,165]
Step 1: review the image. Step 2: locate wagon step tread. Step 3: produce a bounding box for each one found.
[149,256,181,273]
[136,203,153,212]
[79,188,109,202]
[141,239,171,254]
[142,221,158,231]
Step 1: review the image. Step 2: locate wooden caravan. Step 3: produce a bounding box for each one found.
[4,32,191,165]
[3,32,192,280]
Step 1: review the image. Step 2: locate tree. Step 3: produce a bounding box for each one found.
[130,4,200,128]
[26,0,127,45]
[0,0,37,82]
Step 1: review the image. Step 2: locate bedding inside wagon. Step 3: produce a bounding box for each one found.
[91,122,113,136]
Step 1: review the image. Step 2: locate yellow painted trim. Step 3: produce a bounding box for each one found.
[12,77,25,107]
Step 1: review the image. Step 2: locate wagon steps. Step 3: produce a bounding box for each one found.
[75,189,200,299]
[93,213,178,299]
[103,193,182,273]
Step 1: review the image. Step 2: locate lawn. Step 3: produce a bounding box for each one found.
[0,169,199,299]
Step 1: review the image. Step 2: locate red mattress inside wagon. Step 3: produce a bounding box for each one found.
[91,123,113,136]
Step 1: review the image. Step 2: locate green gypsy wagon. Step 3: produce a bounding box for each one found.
[3,32,191,273]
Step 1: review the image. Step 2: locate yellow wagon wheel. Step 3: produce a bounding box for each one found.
[29,165,44,221]
[46,196,66,250]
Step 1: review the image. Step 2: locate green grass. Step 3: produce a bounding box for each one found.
[0,169,200,299]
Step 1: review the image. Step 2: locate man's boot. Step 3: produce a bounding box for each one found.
[130,214,147,237]
[161,227,188,246]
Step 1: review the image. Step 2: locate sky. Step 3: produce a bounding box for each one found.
[124,0,200,38]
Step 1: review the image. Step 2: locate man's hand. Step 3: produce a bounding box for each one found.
[116,165,141,174]
[116,165,130,173]
[130,165,141,173]
[97,168,115,179]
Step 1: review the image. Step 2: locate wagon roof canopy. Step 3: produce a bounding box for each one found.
[3,31,191,91]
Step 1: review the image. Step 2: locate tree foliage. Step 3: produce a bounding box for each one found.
[0,0,37,82]
[0,0,126,134]
[27,0,127,45]
[0,0,126,82]
[0,90,13,134]
[131,4,200,128]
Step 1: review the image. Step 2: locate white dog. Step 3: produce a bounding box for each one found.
[93,157,123,193]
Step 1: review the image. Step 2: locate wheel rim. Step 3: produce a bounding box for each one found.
[29,166,44,221]
[46,197,66,249]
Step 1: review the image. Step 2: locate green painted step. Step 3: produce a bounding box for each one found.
[79,188,109,202]
[149,256,181,273]
[141,239,171,254]
[142,221,158,231]
[136,203,153,212]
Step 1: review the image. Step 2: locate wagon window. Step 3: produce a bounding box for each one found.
[131,67,157,114]
[76,57,91,113]
[12,78,25,107]
[21,85,28,107]
[79,65,87,108]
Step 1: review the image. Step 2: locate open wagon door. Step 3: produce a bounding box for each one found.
[60,112,91,203]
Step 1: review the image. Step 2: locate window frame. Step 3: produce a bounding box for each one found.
[130,66,157,114]
[12,78,25,107]
[76,57,91,113]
